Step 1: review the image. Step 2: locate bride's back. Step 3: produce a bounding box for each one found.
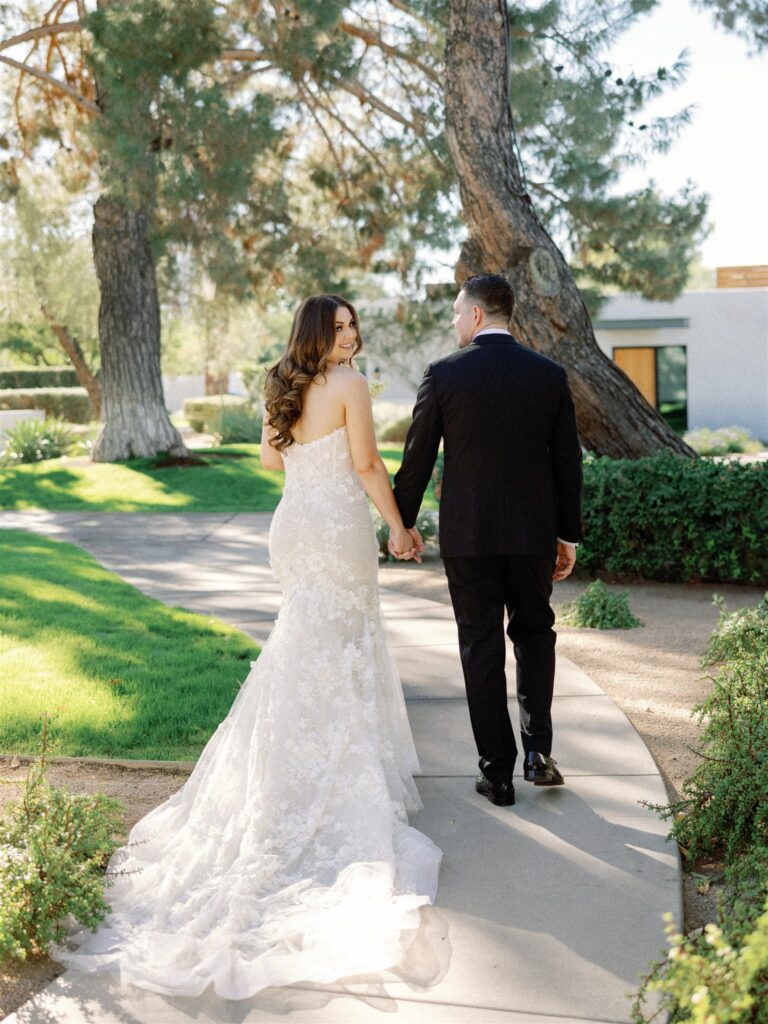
[291,364,354,445]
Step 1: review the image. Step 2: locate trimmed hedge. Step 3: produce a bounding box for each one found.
[0,388,93,424]
[579,452,768,585]
[183,395,250,433]
[0,368,78,389]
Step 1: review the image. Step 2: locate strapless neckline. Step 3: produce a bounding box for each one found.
[291,424,347,448]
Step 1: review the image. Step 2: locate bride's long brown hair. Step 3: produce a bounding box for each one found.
[264,294,363,451]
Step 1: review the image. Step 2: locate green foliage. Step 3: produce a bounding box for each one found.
[558,579,642,629]
[634,597,768,1020]
[214,407,263,444]
[0,323,63,369]
[0,367,78,389]
[632,907,768,1023]
[0,719,125,962]
[579,453,768,584]
[692,0,768,52]
[683,426,764,456]
[379,416,412,443]
[0,388,93,424]
[183,395,250,433]
[1,419,75,465]
[374,509,438,560]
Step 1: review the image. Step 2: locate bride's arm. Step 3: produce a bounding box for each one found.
[344,373,415,549]
[260,419,285,471]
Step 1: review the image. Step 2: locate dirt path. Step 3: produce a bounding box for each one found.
[1,563,763,1019]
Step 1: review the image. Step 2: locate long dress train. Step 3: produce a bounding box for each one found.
[50,424,442,999]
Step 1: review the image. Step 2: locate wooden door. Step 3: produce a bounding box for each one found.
[614,348,656,407]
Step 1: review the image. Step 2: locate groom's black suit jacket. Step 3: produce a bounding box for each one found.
[392,332,583,558]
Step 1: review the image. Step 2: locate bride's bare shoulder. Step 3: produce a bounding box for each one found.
[324,365,367,392]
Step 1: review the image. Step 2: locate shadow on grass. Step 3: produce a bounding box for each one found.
[0,530,259,760]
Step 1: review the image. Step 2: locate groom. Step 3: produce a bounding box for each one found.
[391,274,583,807]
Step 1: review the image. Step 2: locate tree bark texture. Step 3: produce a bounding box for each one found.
[40,304,102,419]
[90,196,188,461]
[444,0,695,459]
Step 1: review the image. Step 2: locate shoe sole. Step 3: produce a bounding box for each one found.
[525,773,565,786]
[475,784,515,806]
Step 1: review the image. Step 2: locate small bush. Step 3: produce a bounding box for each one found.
[0,720,125,962]
[632,905,768,1024]
[1,419,75,464]
[0,368,79,390]
[684,425,764,457]
[183,395,250,433]
[634,595,768,1021]
[215,406,263,444]
[375,509,438,560]
[379,416,412,443]
[580,452,768,585]
[558,579,642,629]
[0,387,93,423]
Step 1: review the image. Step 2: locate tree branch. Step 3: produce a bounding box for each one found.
[337,19,439,83]
[0,53,98,113]
[0,20,84,54]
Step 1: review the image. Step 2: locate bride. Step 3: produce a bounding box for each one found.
[50,294,443,999]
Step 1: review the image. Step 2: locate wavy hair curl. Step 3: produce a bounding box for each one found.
[264,294,362,451]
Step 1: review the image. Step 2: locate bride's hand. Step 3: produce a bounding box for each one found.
[388,524,422,563]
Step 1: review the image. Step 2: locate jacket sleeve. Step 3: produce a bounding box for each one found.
[549,370,583,543]
[393,364,443,529]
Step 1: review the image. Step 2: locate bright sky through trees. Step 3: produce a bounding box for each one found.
[609,0,767,268]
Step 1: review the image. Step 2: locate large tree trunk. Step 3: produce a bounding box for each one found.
[444,0,695,459]
[90,196,188,461]
[40,304,102,419]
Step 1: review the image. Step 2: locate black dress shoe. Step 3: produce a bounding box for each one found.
[475,774,516,806]
[524,752,564,786]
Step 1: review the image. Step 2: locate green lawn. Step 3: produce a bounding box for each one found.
[0,530,260,760]
[0,444,435,513]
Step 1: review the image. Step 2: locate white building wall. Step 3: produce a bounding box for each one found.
[594,289,768,441]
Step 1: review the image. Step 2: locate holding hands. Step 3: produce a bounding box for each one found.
[388,525,425,563]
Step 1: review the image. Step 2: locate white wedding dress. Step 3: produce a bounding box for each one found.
[51,424,442,999]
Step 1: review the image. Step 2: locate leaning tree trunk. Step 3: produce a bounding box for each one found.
[90,196,188,461]
[444,0,695,459]
[40,304,102,419]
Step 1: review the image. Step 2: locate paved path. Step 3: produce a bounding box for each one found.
[1,511,679,1024]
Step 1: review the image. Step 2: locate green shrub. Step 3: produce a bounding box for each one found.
[558,579,642,629]
[0,387,93,423]
[684,426,764,457]
[183,395,250,432]
[0,722,125,962]
[375,509,438,560]
[632,904,768,1024]
[634,596,768,1021]
[0,368,79,390]
[379,416,411,443]
[1,418,75,465]
[580,452,768,585]
[214,406,263,444]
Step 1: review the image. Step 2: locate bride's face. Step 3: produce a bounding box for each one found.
[326,305,359,365]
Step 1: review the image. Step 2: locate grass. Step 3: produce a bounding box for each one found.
[0,530,260,760]
[0,444,432,513]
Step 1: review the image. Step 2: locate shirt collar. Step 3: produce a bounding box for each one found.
[472,326,512,340]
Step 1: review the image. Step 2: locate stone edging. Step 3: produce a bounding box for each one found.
[1,754,195,773]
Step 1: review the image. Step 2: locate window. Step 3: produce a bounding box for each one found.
[613,346,688,432]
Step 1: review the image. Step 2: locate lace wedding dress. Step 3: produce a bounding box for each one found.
[51,424,442,999]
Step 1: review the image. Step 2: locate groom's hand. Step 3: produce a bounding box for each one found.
[552,540,576,581]
[388,525,422,563]
[407,527,426,555]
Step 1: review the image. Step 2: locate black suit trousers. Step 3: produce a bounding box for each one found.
[442,553,557,784]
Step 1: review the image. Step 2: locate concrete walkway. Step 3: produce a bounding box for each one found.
[1,511,679,1024]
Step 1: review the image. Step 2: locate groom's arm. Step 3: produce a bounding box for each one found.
[393,364,443,529]
[549,370,583,543]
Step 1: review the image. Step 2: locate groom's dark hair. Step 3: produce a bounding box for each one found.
[461,274,514,321]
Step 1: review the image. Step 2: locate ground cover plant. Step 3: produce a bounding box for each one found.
[0,717,125,963]
[558,579,642,629]
[0,445,433,513]
[0,530,259,760]
[632,595,768,1021]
